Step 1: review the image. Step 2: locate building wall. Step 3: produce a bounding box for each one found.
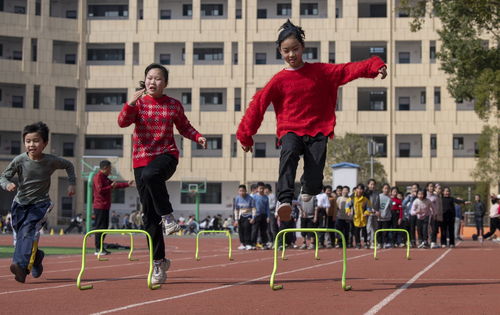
[0,0,497,226]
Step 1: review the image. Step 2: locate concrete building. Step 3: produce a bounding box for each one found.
[0,0,496,226]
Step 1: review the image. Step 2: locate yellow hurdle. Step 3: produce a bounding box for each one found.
[195,230,233,261]
[373,228,411,260]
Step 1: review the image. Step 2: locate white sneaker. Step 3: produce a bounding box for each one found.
[245,245,252,250]
[161,214,181,235]
[151,258,171,285]
[238,244,246,250]
[418,242,426,249]
[479,236,484,243]
[430,242,439,249]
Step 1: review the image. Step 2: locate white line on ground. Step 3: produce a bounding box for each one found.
[364,245,456,315]
[91,251,375,315]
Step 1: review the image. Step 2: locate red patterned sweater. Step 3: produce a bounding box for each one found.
[236,56,385,146]
[118,94,202,168]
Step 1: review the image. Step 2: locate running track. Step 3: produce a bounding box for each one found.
[1,234,499,314]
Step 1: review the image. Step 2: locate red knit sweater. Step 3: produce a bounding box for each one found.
[118,94,202,168]
[236,56,385,146]
[92,171,129,210]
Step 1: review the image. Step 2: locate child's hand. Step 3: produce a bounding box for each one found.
[6,183,16,192]
[67,185,76,196]
[198,137,207,149]
[378,66,387,79]
[128,180,135,186]
[250,218,255,224]
[398,218,402,225]
[128,88,145,106]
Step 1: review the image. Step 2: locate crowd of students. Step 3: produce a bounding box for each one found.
[232,179,499,251]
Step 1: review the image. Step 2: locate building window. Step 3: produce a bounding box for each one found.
[111,189,125,203]
[369,47,386,61]
[87,48,125,61]
[194,48,223,61]
[65,54,76,64]
[160,9,171,19]
[233,52,238,64]
[257,8,267,18]
[181,183,221,204]
[255,53,266,65]
[430,41,436,63]
[14,6,26,14]
[329,52,335,63]
[277,3,291,16]
[66,10,77,19]
[434,87,441,108]
[300,3,318,15]
[64,98,75,111]
[183,4,193,16]
[303,47,318,60]
[201,4,223,16]
[0,44,3,57]
[236,8,242,19]
[33,85,40,109]
[474,142,479,157]
[430,135,437,156]
[235,97,241,111]
[61,197,73,218]
[87,5,128,18]
[12,95,23,108]
[10,140,21,155]
[453,137,464,150]
[369,91,386,111]
[420,90,426,104]
[200,92,223,105]
[398,97,410,111]
[86,92,126,106]
[85,136,123,150]
[399,143,410,157]
[203,137,222,150]
[181,92,192,105]
[63,142,74,157]
[13,51,22,60]
[254,142,266,157]
[35,0,41,15]
[369,4,386,17]
[159,53,171,65]
[399,52,410,64]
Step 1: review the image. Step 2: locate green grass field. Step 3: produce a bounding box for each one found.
[0,246,121,259]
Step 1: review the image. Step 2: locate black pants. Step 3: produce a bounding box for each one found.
[251,214,268,245]
[430,218,443,243]
[483,217,500,239]
[277,132,327,203]
[399,219,410,244]
[335,219,350,247]
[417,217,429,244]
[353,226,367,246]
[326,216,336,246]
[239,216,252,246]
[93,209,109,250]
[475,216,484,236]
[377,220,392,244]
[279,219,296,246]
[267,211,279,244]
[410,215,418,245]
[316,208,327,245]
[442,212,455,246]
[134,154,178,260]
[300,217,316,240]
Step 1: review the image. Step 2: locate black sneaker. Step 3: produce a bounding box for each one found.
[10,263,28,283]
[31,250,45,278]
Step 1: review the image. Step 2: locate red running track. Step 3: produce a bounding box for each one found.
[1,234,499,314]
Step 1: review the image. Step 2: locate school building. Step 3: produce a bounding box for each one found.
[0,0,497,226]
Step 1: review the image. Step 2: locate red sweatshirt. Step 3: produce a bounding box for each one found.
[236,57,385,146]
[391,197,403,219]
[92,171,129,210]
[118,94,202,168]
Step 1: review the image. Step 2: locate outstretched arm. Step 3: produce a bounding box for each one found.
[325,56,387,86]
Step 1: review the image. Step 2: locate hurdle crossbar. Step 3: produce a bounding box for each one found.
[76,229,160,290]
[195,230,233,261]
[373,228,411,260]
[97,232,137,261]
[270,228,351,291]
[280,230,320,260]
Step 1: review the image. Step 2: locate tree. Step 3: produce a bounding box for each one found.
[400,0,500,188]
[324,133,387,185]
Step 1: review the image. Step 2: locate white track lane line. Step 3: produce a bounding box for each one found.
[0,250,315,295]
[364,247,454,315]
[91,251,375,315]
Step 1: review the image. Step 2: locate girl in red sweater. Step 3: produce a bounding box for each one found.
[237,20,387,221]
[118,63,206,285]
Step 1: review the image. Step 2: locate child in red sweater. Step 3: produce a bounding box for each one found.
[118,63,206,285]
[236,20,387,221]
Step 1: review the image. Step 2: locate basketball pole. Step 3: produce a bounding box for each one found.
[195,192,200,222]
[86,170,98,233]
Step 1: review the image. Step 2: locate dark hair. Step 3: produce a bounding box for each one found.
[324,185,332,191]
[391,186,399,193]
[355,183,365,190]
[238,184,247,190]
[367,178,376,185]
[276,19,305,48]
[257,181,266,188]
[250,183,258,190]
[265,184,272,191]
[342,186,350,191]
[99,160,112,170]
[411,183,420,189]
[417,189,426,196]
[139,63,169,89]
[23,121,49,143]
[336,185,343,190]
[425,182,434,189]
